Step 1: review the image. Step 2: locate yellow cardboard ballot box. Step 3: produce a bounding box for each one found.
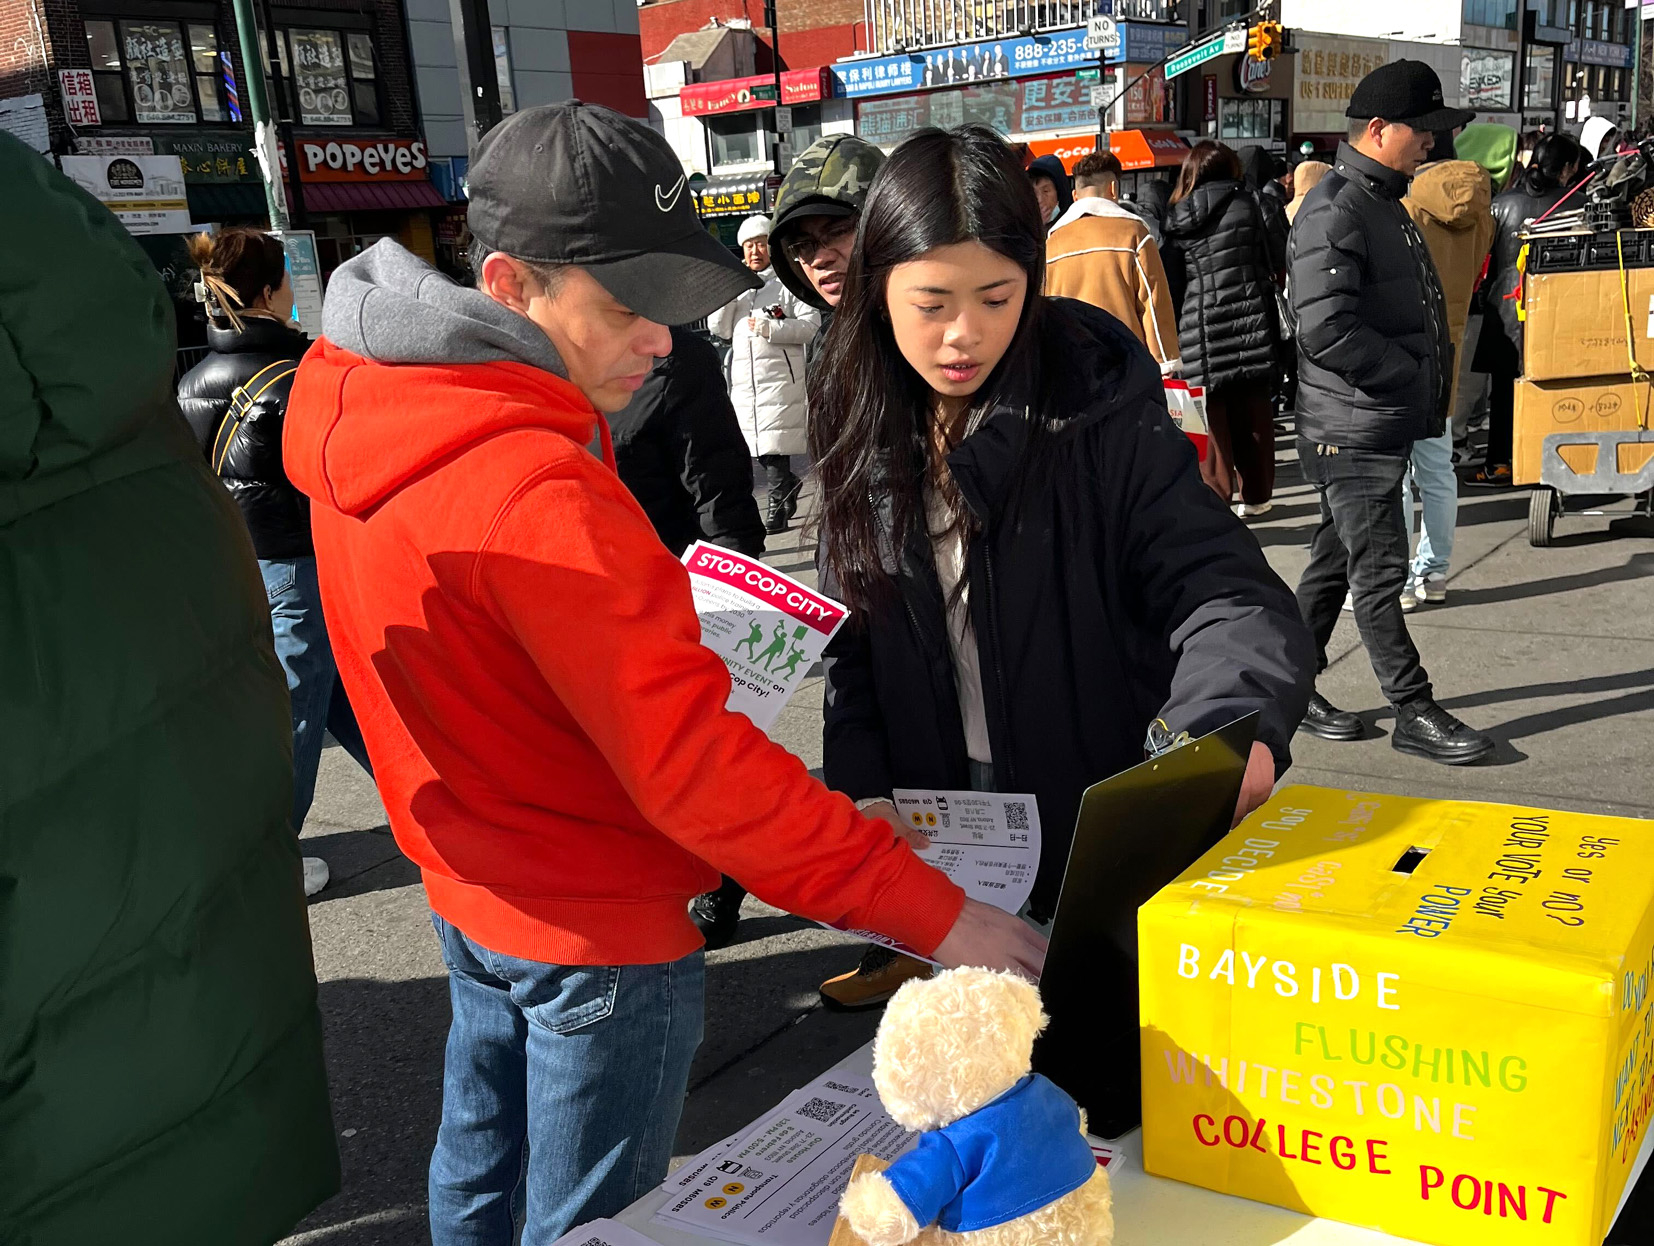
[1138,786,1654,1246]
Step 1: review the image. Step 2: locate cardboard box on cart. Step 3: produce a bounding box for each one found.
[1138,785,1654,1246]
[1512,375,1654,487]
[1523,267,1654,382]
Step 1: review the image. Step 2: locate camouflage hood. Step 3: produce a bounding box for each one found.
[768,134,886,308]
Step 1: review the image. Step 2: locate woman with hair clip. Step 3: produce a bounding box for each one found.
[177,227,373,896]
[808,126,1314,1007]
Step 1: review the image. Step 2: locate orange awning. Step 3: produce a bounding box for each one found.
[1025,130,1189,174]
[1110,129,1190,172]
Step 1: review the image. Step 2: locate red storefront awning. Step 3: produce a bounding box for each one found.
[680,68,829,116]
[296,180,449,212]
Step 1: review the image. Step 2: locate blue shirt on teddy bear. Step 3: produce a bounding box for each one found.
[881,1073,1097,1232]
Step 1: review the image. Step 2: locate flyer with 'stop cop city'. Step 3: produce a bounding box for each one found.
[682,542,847,730]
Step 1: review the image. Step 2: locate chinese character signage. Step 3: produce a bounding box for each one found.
[290,29,351,125]
[59,154,193,235]
[121,21,194,123]
[694,184,765,217]
[152,132,259,184]
[834,23,1186,99]
[1294,34,1388,134]
[59,70,101,127]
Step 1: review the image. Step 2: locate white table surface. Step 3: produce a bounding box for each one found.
[614,1040,1654,1246]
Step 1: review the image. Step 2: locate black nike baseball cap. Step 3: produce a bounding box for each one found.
[467,101,760,323]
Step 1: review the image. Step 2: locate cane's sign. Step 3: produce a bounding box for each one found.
[297,137,429,182]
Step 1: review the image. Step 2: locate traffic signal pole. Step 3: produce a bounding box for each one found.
[228,0,287,229]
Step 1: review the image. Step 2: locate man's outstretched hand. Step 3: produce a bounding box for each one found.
[1232,739,1277,827]
[932,898,1047,981]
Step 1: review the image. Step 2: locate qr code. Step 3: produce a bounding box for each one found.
[797,1097,845,1123]
[1005,801,1030,831]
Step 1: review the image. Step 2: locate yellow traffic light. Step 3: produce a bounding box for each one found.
[1248,21,1282,60]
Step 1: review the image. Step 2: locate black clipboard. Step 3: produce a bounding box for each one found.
[1031,713,1258,1138]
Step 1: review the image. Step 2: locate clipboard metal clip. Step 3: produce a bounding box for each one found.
[1145,718,1192,758]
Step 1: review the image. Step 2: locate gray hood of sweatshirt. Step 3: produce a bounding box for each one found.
[322,238,568,378]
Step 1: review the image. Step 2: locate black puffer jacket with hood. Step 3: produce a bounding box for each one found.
[1289,141,1453,450]
[177,316,314,559]
[1162,180,1279,392]
[820,299,1315,919]
[1486,177,1569,348]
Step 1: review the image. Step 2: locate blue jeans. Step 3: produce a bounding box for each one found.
[1404,431,1457,581]
[428,915,704,1245]
[261,557,373,832]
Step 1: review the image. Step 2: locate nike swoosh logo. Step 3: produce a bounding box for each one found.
[656,175,687,212]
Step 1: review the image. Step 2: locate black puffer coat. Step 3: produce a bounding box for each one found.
[1486,179,1569,347]
[1289,142,1453,450]
[1163,180,1279,393]
[177,317,312,559]
[610,326,766,558]
[819,299,1314,918]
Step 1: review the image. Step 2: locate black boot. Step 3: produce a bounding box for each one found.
[689,875,747,950]
[760,455,794,534]
[1298,692,1364,741]
[1391,699,1495,765]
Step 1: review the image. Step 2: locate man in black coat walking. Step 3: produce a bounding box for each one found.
[1288,60,1494,765]
[609,326,766,559]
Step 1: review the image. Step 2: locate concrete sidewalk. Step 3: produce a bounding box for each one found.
[283,450,1654,1244]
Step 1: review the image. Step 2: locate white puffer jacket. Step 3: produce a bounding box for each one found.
[708,268,820,457]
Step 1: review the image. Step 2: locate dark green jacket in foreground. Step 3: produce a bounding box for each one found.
[0,132,339,1243]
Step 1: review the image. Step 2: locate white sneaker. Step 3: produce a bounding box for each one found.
[1400,583,1419,612]
[302,856,330,897]
[1416,574,1448,604]
[1341,592,1353,613]
[1232,501,1274,517]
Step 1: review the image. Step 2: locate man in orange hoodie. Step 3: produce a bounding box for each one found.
[284,103,1044,1244]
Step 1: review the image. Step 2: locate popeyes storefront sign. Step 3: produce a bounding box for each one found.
[297,137,429,182]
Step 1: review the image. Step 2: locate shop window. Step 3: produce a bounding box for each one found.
[1525,45,1557,110]
[1462,0,1517,30]
[708,114,764,167]
[1217,97,1283,144]
[492,27,516,114]
[83,17,230,124]
[787,103,823,152]
[260,26,384,126]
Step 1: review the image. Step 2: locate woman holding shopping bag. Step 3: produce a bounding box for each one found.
[709,215,822,533]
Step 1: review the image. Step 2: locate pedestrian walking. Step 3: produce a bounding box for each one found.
[176,226,373,896]
[1045,150,1181,375]
[3,132,338,1243]
[1028,154,1073,230]
[1239,146,1290,275]
[708,215,820,533]
[1285,160,1331,223]
[810,125,1314,978]
[1401,133,1495,608]
[609,324,767,560]
[1289,59,1495,764]
[284,103,1042,1244]
[1471,133,1580,486]
[1164,141,1282,514]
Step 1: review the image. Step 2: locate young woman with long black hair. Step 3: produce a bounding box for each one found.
[807,126,1315,1006]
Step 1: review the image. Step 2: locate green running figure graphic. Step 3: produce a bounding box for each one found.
[734,620,764,659]
[757,621,792,671]
[777,643,809,680]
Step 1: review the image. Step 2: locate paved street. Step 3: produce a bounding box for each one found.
[283,442,1654,1244]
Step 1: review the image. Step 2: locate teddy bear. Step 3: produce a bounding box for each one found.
[838,966,1113,1246]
